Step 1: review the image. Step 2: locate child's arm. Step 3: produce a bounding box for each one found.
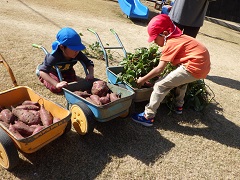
[86,65,94,80]
[76,52,94,80]
[137,60,168,86]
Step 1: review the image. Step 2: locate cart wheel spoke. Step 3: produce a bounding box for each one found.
[71,102,96,135]
[0,128,19,170]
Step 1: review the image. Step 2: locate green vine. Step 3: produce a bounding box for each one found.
[83,41,114,61]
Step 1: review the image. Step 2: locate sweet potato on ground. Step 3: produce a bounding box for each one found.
[0,108,16,124]
[91,80,109,97]
[39,104,53,127]
[12,107,41,125]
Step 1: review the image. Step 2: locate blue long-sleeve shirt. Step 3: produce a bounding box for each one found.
[39,48,94,73]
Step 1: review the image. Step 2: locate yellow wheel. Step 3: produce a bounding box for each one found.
[0,128,19,170]
[71,102,96,135]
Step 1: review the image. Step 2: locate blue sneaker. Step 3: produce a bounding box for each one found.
[131,112,154,127]
[175,106,183,114]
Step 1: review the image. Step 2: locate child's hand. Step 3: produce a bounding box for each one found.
[56,81,68,89]
[85,74,94,81]
[137,77,145,87]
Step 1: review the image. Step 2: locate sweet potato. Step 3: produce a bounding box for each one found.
[0,121,10,129]
[12,107,41,125]
[73,90,91,98]
[85,97,95,104]
[30,124,41,129]
[9,124,24,140]
[13,120,35,136]
[91,80,109,97]
[99,93,110,105]
[0,106,4,112]
[89,95,102,105]
[109,92,120,102]
[15,104,40,111]
[32,125,45,135]
[39,104,53,127]
[0,108,16,124]
[21,100,40,107]
[53,117,61,123]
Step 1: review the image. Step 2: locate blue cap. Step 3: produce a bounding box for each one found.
[51,27,86,54]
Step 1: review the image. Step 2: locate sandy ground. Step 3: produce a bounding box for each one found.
[0,0,240,179]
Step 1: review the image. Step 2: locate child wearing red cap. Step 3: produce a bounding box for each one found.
[132,14,210,127]
[36,27,94,93]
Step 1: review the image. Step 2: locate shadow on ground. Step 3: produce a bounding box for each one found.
[207,75,240,90]
[157,102,240,149]
[9,101,174,180]
[9,97,240,179]
[199,32,239,45]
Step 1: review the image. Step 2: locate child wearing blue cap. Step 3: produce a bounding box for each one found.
[37,27,94,93]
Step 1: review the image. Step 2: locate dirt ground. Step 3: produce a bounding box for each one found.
[0,0,240,179]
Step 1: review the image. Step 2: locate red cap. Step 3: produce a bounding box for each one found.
[147,14,182,42]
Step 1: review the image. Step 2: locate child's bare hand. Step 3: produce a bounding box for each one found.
[85,74,94,81]
[137,77,145,87]
[56,81,68,89]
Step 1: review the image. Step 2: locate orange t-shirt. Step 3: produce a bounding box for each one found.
[160,35,210,78]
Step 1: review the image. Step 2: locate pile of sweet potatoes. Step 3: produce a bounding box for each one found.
[73,80,120,106]
[0,100,60,140]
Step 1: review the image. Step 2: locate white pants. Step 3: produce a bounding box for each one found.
[145,65,198,119]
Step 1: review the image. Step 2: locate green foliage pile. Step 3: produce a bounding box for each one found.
[117,45,160,88]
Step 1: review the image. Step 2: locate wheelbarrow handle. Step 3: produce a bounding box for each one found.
[0,54,18,87]
[87,28,127,68]
[32,44,49,55]
[32,43,42,49]
[87,28,96,34]
[109,29,127,58]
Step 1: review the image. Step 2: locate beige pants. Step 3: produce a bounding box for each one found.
[145,65,198,119]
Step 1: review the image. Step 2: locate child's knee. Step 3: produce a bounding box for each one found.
[49,86,62,93]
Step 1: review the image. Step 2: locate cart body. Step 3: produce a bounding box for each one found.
[0,86,71,154]
[107,66,153,102]
[63,79,135,122]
